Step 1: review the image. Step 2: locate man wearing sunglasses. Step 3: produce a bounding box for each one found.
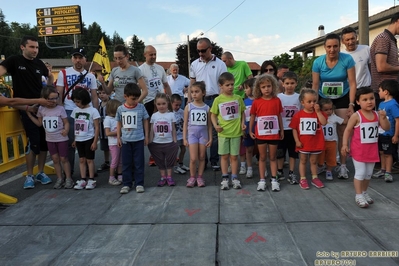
[189,38,227,171]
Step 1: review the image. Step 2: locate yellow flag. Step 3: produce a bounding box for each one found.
[92,37,111,80]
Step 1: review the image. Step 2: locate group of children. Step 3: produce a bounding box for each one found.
[27,70,399,208]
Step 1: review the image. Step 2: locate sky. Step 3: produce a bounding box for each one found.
[0,0,397,64]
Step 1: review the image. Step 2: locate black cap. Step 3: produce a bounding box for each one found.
[71,48,86,57]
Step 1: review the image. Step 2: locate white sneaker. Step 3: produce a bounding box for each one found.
[336,165,349,179]
[246,168,253,179]
[174,166,186,174]
[232,179,242,189]
[239,165,246,175]
[372,170,385,179]
[120,186,130,194]
[220,179,230,190]
[355,195,369,208]
[363,192,374,204]
[136,185,145,193]
[73,180,87,190]
[85,179,96,190]
[257,180,266,191]
[179,164,190,171]
[271,180,280,192]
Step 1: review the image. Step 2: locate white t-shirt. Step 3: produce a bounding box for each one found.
[322,113,344,141]
[71,106,101,142]
[277,92,301,130]
[139,63,168,104]
[150,111,176,143]
[103,116,118,146]
[342,44,371,88]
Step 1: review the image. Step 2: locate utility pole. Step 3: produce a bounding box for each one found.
[358,0,369,45]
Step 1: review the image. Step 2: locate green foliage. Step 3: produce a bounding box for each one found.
[128,35,145,62]
[272,52,304,73]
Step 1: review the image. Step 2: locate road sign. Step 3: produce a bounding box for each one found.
[36,5,82,37]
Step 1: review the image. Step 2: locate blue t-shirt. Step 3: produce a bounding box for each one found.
[378,99,399,136]
[116,103,149,142]
[244,98,254,135]
[312,53,355,99]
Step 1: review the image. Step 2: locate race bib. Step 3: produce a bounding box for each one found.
[42,116,58,133]
[299,118,317,135]
[148,78,162,90]
[122,111,138,129]
[219,100,239,120]
[190,109,207,126]
[75,119,89,136]
[282,106,299,124]
[154,120,171,138]
[244,106,251,122]
[322,124,335,141]
[257,115,279,136]
[322,82,343,99]
[360,122,378,144]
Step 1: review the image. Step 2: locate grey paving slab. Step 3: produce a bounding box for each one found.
[0,226,29,247]
[53,224,152,266]
[37,188,121,225]
[359,219,399,252]
[321,182,399,219]
[369,179,399,204]
[0,190,78,225]
[133,224,217,266]
[288,221,398,266]
[271,183,348,222]
[0,225,86,266]
[220,185,282,223]
[218,223,306,266]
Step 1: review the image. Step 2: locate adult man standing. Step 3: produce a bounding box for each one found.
[56,48,99,177]
[167,63,190,108]
[190,37,227,170]
[221,51,253,98]
[0,35,54,189]
[370,12,399,101]
[341,27,371,89]
[277,65,289,93]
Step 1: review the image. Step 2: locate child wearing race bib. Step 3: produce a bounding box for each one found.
[27,86,72,189]
[148,93,179,187]
[277,71,301,185]
[342,87,390,208]
[317,98,345,181]
[116,83,149,194]
[249,74,284,192]
[373,80,399,182]
[211,72,246,190]
[97,85,111,173]
[104,99,122,186]
[242,78,256,179]
[71,88,101,190]
[171,94,190,175]
[289,88,327,190]
[183,82,212,187]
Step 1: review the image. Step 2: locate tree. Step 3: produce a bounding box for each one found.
[272,52,304,73]
[0,9,13,57]
[175,38,223,78]
[128,35,145,63]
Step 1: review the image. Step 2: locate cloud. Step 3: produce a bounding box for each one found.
[147,3,202,17]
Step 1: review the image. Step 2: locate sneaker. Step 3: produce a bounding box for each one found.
[23,175,35,189]
[65,178,74,189]
[239,166,246,175]
[355,195,369,208]
[35,172,52,185]
[97,162,110,172]
[120,186,130,194]
[299,179,309,190]
[136,185,145,193]
[186,177,196,188]
[363,192,374,204]
[197,177,206,187]
[246,168,253,179]
[257,180,266,191]
[277,170,285,180]
[157,178,167,187]
[232,178,242,189]
[220,179,230,190]
[174,166,186,174]
[117,175,123,183]
[271,180,280,192]
[311,178,324,188]
[336,165,349,179]
[372,170,385,179]
[325,171,333,181]
[109,178,121,186]
[287,172,299,185]
[179,164,190,171]
[317,165,326,175]
[148,156,156,166]
[385,173,393,183]
[85,179,96,190]
[211,162,221,171]
[74,180,87,190]
[166,177,176,186]
[53,178,64,189]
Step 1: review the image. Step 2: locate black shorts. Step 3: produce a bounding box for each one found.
[277,130,298,159]
[378,135,397,155]
[322,92,349,109]
[76,138,96,159]
[20,111,48,154]
[100,138,109,151]
[256,139,279,145]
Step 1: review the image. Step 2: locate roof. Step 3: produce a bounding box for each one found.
[290,5,399,53]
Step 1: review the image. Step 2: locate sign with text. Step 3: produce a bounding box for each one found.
[36,5,82,37]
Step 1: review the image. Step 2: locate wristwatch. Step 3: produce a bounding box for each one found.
[349,103,355,107]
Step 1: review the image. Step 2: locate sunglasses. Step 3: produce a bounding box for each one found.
[265,68,274,72]
[197,47,209,54]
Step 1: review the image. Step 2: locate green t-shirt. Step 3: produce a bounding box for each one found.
[227,61,252,98]
[210,94,245,138]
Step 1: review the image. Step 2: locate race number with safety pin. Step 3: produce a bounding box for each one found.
[122,111,138,129]
[154,120,171,138]
[75,119,89,136]
[219,100,239,120]
[322,82,343,99]
[42,116,58,133]
[257,115,279,135]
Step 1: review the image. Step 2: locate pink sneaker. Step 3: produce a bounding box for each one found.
[299,179,309,190]
[311,178,324,188]
[166,177,176,186]
[157,178,167,187]
[197,177,206,187]
[186,177,196,188]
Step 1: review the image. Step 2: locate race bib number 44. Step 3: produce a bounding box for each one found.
[257,115,279,135]
[322,82,343,99]
[219,100,239,120]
